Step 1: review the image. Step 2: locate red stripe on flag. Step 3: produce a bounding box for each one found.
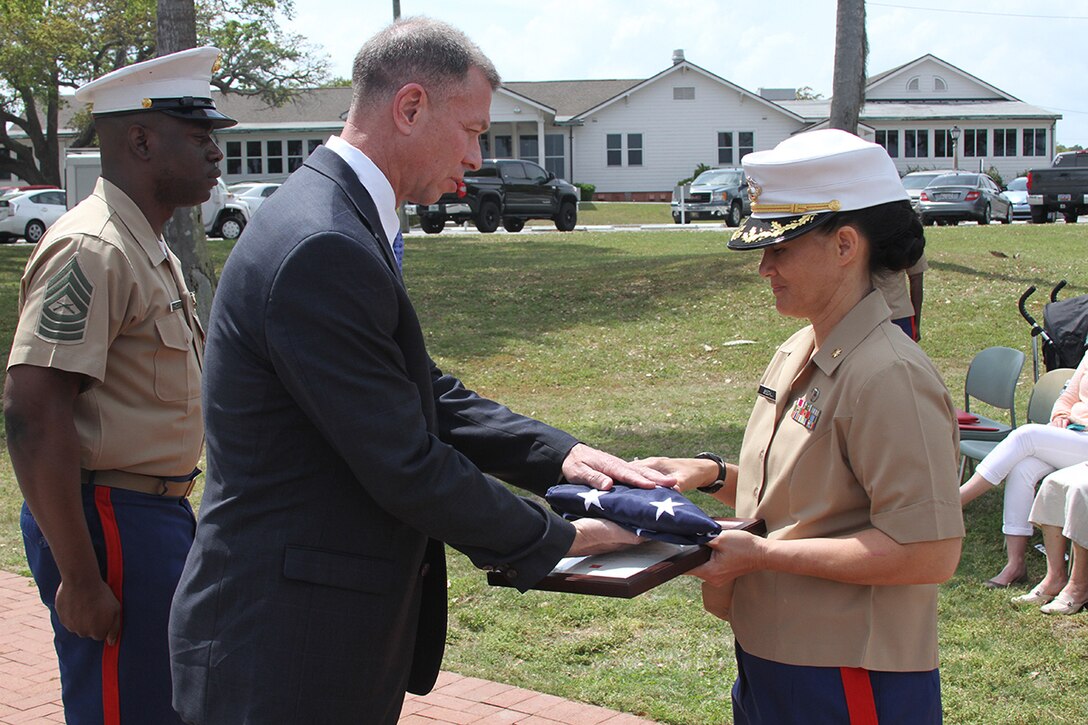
[840,666,879,725]
[94,487,123,725]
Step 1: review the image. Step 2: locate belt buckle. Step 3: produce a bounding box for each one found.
[158,477,197,498]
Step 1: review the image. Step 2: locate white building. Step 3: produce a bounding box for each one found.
[13,53,1060,198]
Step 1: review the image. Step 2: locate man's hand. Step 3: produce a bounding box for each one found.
[55,576,121,645]
[686,529,766,586]
[561,443,676,491]
[567,517,644,556]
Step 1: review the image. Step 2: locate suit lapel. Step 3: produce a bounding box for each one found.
[303,146,401,276]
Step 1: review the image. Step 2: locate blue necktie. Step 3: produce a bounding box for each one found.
[392,231,403,270]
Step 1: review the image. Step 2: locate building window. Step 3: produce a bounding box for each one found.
[479,136,490,158]
[519,135,539,163]
[934,129,951,158]
[493,135,512,158]
[673,86,695,100]
[904,129,928,158]
[963,129,988,157]
[606,134,622,166]
[876,130,899,158]
[934,77,947,91]
[993,129,1017,157]
[226,141,242,175]
[718,131,754,165]
[1023,128,1047,156]
[266,140,284,175]
[544,133,565,178]
[718,132,734,164]
[245,141,263,174]
[287,140,304,172]
[906,77,920,92]
[225,137,323,178]
[627,134,643,166]
[739,132,754,160]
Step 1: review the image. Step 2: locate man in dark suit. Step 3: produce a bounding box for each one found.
[168,17,672,724]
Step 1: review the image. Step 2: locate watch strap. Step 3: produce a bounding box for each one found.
[694,452,725,493]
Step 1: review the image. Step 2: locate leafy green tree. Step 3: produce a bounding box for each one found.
[0,0,329,185]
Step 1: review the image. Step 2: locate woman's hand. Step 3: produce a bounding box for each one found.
[686,530,767,586]
[634,456,719,493]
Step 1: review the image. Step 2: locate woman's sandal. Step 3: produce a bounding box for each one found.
[1011,586,1057,606]
[1040,593,1088,615]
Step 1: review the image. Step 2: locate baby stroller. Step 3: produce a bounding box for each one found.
[1018,280,1088,381]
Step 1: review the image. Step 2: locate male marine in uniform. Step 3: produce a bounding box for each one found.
[4,48,234,724]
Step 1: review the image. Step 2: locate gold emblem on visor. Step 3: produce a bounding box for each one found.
[142,98,153,108]
[746,176,762,204]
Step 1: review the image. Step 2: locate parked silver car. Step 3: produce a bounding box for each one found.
[1003,176,1031,219]
[901,170,950,213]
[918,172,1013,225]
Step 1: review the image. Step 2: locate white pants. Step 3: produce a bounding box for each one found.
[975,423,1088,536]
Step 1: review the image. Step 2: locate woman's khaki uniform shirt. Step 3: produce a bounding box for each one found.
[733,290,964,672]
[7,178,204,477]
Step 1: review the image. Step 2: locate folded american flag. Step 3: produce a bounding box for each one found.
[546,483,722,545]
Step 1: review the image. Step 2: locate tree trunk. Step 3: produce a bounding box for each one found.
[157,0,216,325]
[829,0,867,134]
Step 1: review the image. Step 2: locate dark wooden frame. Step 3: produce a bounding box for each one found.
[487,518,764,599]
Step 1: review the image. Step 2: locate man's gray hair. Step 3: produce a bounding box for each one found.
[351,17,501,109]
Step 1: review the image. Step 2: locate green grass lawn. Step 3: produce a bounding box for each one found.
[2,222,1087,723]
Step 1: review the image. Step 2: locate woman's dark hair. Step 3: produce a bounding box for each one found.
[822,200,925,273]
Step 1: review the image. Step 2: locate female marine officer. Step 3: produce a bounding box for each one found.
[644,129,964,724]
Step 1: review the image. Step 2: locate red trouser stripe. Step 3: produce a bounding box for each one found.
[840,667,879,725]
[94,487,123,725]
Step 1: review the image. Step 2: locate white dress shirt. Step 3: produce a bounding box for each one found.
[324,135,401,254]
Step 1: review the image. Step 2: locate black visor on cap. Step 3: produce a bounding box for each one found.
[728,211,837,250]
[93,96,236,129]
[151,96,236,129]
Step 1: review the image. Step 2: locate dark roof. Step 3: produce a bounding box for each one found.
[211,87,352,127]
[502,79,642,117]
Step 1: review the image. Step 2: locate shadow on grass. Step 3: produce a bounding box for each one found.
[929,259,1085,296]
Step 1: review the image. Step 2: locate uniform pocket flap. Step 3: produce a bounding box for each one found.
[154,312,192,351]
[283,545,393,594]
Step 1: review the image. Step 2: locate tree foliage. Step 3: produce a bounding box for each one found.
[0,0,329,185]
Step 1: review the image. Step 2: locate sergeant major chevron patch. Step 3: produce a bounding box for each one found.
[37,257,94,342]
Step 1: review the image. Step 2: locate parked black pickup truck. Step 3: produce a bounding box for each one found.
[417,158,580,234]
[1027,150,1088,223]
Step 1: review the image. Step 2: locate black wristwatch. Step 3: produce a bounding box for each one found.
[694,452,726,493]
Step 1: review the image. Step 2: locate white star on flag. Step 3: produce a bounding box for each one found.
[649,498,684,520]
[578,488,609,511]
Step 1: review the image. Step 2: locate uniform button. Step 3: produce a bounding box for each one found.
[505,568,518,579]
[420,563,430,577]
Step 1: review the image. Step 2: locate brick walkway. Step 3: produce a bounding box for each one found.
[0,571,657,724]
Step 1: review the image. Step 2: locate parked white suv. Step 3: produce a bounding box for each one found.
[0,188,68,243]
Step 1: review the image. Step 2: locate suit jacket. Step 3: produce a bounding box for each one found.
[169,146,578,724]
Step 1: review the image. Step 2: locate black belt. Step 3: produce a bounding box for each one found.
[80,468,200,498]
